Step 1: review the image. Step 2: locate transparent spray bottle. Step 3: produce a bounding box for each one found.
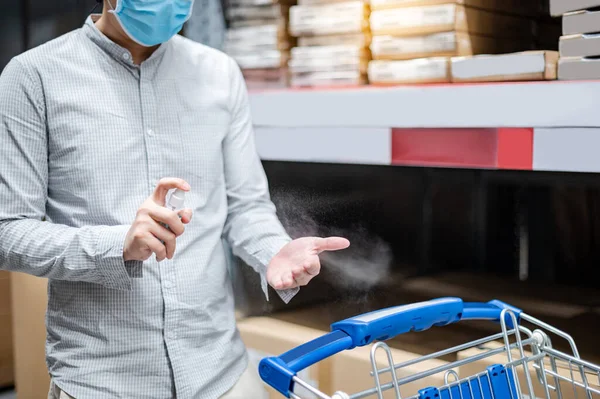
[161,189,186,245]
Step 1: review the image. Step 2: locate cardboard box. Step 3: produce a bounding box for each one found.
[230,18,288,29]
[0,272,13,388]
[290,56,369,74]
[228,0,296,7]
[226,4,291,22]
[225,24,292,53]
[368,0,540,16]
[243,68,290,90]
[231,50,290,69]
[0,314,13,388]
[290,70,367,87]
[370,5,533,38]
[298,0,367,5]
[289,2,370,37]
[11,273,50,399]
[451,51,558,82]
[371,31,525,60]
[0,272,10,317]
[237,317,333,398]
[330,345,451,398]
[298,32,371,48]
[563,10,600,35]
[558,57,600,80]
[457,344,600,399]
[290,45,370,73]
[550,0,600,17]
[368,57,451,84]
[560,34,600,58]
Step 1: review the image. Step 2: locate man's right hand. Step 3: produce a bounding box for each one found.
[123,178,193,262]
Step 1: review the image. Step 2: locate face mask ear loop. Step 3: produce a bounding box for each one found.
[106,0,121,13]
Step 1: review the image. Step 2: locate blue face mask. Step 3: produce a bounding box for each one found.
[107,0,194,47]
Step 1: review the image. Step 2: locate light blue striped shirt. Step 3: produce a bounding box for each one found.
[0,16,296,398]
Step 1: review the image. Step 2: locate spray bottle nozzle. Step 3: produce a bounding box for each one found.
[167,189,186,211]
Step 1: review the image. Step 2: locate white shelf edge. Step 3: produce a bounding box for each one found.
[249,81,600,129]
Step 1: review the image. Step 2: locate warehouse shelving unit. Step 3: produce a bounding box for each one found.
[250,81,600,172]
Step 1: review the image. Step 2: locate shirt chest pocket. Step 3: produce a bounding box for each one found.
[174,114,228,205]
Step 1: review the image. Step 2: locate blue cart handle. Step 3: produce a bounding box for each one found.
[259,297,521,398]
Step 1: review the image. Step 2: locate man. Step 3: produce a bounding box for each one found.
[0,1,350,398]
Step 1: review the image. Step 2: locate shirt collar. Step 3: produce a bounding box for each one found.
[82,15,170,69]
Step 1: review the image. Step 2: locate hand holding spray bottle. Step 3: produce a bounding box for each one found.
[161,188,186,246]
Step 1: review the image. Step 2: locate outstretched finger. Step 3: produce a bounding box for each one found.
[151,178,190,205]
[314,237,350,254]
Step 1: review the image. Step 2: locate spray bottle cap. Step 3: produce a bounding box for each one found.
[167,189,186,211]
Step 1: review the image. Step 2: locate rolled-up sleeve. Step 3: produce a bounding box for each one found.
[221,57,298,303]
[0,58,139,290]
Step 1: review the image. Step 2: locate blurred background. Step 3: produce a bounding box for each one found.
[1,0,600,398]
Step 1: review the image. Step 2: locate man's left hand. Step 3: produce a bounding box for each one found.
[266,237,350,290]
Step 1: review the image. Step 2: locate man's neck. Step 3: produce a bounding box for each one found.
[94,11,159,65]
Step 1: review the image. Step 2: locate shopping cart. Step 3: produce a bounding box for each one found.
[259,297,600,399]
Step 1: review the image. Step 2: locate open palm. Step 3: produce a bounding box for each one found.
[267,236,350,290]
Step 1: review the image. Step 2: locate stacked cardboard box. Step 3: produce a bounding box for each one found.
[450,51,558,83]
[238,314,452,398]
[0,272,13,388]
[288,1,371,87]
[11,273,50,398]
[224,0,296,89]
[238,317,334,398]
[367,0,538,85]
[552,0,600,80]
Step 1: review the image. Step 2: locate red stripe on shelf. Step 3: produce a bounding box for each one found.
[391,128,533,169]
[391,128,498,168]
[497,128,534,170]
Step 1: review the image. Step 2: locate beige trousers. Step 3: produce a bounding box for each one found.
[48,360,268,399]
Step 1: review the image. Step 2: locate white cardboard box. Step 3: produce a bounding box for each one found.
[563,9,600,35]
[238,317,334,399]
[289,2,369,37]
[298,33,370,48]
[369,4,533,39]
[369,0,539,15]
[550,0,600,16]
[451,51,558,82]
[371,31,525,60]
[560,34,600,58]
[558,57,600,80]
[368,57,451,84]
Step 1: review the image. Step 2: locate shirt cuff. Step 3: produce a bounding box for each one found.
[95,225,137,291]
[251,235,299,303]
[259,271,300,304]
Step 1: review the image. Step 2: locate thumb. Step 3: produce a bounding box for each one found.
[314,237,350,254]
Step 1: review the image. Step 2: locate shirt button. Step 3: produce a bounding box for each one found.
[166,331,176,340]
[122,52,130,61]
[164,280,173,289]
[147,129,154,136]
